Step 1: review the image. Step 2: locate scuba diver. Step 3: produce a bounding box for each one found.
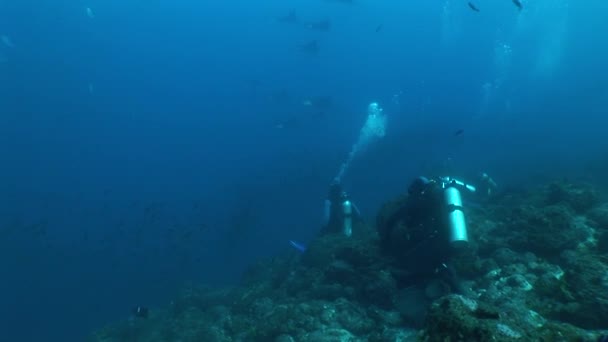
[322,182,361,237]
[377,176,477,294]
[477,172,498,198]
[289,182,361,253]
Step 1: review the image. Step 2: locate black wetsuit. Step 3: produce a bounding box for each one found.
[379,179,452,281]
[322,183,360,235]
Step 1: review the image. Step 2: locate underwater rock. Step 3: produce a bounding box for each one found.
[598,230,608,253]
[589,202,608,229]
[241,251,300,290]
[302,328,355,342]
[302,224,378,270]
[395,286,432,327]
[544,182,599,213]
[275,334,296,342]
[422,295,502,341]
[92,180,608,341]
[549,253,608,329]
[507,205,588,259]
[492,247,521,266]
[423,294,601,341]
[169,286,236,317]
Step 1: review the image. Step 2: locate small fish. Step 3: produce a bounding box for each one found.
[468,2,480,12]
[302,95,333,110]
[375,24,383,33]
[274,116,299,130]
[299,40,319,54]
[277,10,297,24]
[289,240,307,252]
[512,0,523,11]
[132,306,149,318]
[86,7,95,19]
[270,88,290,104]
[1,35,14,48]
[453,128,464,137]
[306,19,331,32]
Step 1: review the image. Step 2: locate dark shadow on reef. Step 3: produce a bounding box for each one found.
[93,180,608,341]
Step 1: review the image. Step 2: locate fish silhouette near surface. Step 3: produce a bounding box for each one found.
[277,10,298,24]
[512,0,523,11]
[300,40,320,55]
[306,19,331,32]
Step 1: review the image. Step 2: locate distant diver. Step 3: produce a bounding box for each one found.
[277,9,298,24]
[468,2,480,12]
[132,306,149,319]
[300,40,320,54]
[306,19,331,32]
[512,0,523,11]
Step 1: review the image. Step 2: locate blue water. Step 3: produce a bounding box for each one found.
[0,0,607,340]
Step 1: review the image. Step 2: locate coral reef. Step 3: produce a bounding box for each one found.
[92,181,608,341]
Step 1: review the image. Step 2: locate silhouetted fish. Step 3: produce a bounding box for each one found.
[303,95,333,110]
[512,0,523,11]
[468,2,480,12]
[0,35,14,48]
[289,240,307,252]
[454,128,464,137]
[306,19,331,32]
[300,40,319,54]
[375,24,383,33]
[277,10,298,24]
[274,116,299,130]
[270,88,291,104]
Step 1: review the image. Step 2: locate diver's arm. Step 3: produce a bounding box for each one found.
[351,201,362,219]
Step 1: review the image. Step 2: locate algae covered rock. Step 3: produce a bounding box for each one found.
[422,295,505,341]
[506,204,588,258]
[92,180,608,341]
[422,294,601,342]
[544,181,599,213]
[538,252,608,329]
[589,202,608,228]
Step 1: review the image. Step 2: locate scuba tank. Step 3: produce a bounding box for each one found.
[443,185,468,248]
[342,200,353,237]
